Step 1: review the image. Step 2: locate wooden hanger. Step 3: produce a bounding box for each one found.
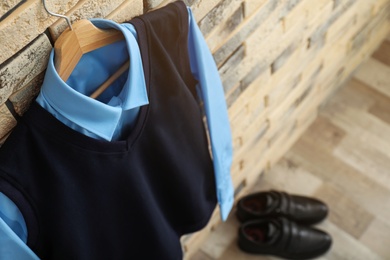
[43,0,130,98]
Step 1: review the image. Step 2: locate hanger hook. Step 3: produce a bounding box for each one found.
[42,0,73,30]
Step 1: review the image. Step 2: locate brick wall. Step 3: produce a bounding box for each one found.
[1,0,390,257]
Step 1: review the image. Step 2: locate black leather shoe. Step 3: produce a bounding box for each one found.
[238,218,332,259]
[236,190,328,225]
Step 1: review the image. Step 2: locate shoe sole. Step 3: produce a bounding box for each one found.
[237,239,332,260]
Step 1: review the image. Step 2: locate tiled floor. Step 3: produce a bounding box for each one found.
[191,38,390,260]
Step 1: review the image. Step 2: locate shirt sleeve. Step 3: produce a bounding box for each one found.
[0,193,39,260]
[186,7,234,221]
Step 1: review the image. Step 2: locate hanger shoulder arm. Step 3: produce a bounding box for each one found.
[54,30,83,81]
[74,20,124,53]
[54,20,124,82]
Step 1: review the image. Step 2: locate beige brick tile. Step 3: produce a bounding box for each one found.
[0,33,51,105]
[145,0,166,10]
[199,0,243,37]
[325,1,363,45]
[270,42,299,73]
[349,3,390,53]
[49,0,127,40]
[267,73,302,111]
[282,0,329,33]
[228,65,270,121]
[106,0,143,23]
[190,0,221,21]
[244,13,287,70]
[371,0,390,17]
[243,0,267,17]
[212,0,279,66]
[9,72,44,115]
[0,0,78,64]
[309,0,357,49]
[0,0,23,17]
[267,66,318,132]
[219,45,246,93]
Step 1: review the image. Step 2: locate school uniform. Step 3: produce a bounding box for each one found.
[0,2,233,259]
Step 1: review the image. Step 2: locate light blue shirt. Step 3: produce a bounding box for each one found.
[0,7,233,259]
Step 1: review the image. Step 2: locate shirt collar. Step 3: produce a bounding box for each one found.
[39,19,148,141]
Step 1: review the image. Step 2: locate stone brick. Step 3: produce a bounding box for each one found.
[268,54,322,125]
[0,33,51,106]
[213,0,278,66]
[325,0,364,46]
[0,103,17,140]
[349,3,390,53]
[229,71,270,136]
[307,0,332,22]
[280,0,306,31]
[268,118,296,148]
[240,62,268,91]
[269,80,314,134]
[310,0,357,48]
[304,1,334,50]
[295,82,315,107]
[244,15,289,71]
[106,0,143,23]
[198,0,242,36]
[0,0,24,18]
[284,0,303,14]
[145,0,198,12]
[270,43,297,74]
[333,0,343,9]
[189,0,222,22]
[220,44,246,94]
[0,0,78,64]
[49,0,127,40]
[144,0,166,10]
[371,0,389,17]
[205,2,244,51]
[268,73,302,108]
[243,0,267,17]
[226,84,242,108]
[182,0,197,7]
[9,72,44,115]
[282,0,330,33]
[226,61,268,107]
[228,65,270,123]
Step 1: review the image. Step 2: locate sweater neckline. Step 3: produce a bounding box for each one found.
[25,18,151,154]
